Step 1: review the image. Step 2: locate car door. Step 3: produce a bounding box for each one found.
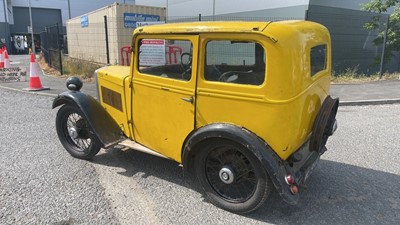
[132,35,198,162]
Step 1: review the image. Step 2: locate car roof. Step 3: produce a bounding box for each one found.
[132,20,328,43]
[133,21,272,35]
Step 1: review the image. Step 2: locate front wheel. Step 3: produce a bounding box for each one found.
[194,139,272,214]
[56,105,100,160]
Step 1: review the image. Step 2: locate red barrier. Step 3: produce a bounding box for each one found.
[120,46,131,66]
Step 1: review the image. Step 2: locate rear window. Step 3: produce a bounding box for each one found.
[310,45,327,76]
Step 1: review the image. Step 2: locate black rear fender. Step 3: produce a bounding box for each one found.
[182,123,299,205]
[52,91,123,148]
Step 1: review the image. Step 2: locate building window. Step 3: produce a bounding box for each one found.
[138,39,192,81]
[310,45,327,76]
[204,40,265,85]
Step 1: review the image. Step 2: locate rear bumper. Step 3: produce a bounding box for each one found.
[286,140,323,187]
[264,96,339,205]
[265,138,325,205]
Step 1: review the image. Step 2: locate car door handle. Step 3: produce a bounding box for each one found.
[181,96,193,104]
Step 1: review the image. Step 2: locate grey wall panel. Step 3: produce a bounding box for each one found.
[309,0,367,11]
[171,5,307,22]
[11,6,62,34]
[307,5,399,73]
[215,5,307,20]
[0,22,10,49]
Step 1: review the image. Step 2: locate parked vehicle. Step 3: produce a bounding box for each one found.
[53,21,339,214]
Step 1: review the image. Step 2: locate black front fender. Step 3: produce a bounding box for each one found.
[182,123,299,205]
[53,91,123,148]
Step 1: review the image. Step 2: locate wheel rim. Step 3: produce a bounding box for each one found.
[63,112,92,152]
[205,147,257,203]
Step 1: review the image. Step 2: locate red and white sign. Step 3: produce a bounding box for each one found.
[139,39,166,66]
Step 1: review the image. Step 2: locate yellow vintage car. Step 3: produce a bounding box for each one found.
[53,21,339,214]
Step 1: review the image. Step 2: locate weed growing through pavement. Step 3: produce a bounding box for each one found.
[62,57,102,80]
[40,56,399,84]
[39,55,102,81]
[331,66,400,83]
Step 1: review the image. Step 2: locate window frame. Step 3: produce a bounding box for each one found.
[310,44,327,77]
[136,37,194,82]
[202,39,267,86]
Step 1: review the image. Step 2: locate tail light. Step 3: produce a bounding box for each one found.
[285,174,295,185]
[290,185,299,194]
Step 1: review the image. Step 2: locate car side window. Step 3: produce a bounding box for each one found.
[138,39,193,81]
[310,44,327,76]
[204,40,265,85]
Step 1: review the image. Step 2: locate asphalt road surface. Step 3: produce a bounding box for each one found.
[0,88,399,225]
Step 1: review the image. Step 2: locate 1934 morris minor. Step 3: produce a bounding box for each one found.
[53,20,338,214]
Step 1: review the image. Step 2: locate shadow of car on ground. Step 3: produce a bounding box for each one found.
[91,147,399,225]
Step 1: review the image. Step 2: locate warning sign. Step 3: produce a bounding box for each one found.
[0,67,27,82]
[139,39,166,66]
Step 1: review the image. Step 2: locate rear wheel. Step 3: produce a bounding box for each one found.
[56,105,100,160]
[194,139,272,214]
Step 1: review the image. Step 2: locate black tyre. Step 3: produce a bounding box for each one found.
[56,105,101,160]
[310,96,339,153]
[194,139,272,214]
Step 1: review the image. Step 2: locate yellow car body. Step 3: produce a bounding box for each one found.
[98,21,331,161]
[54,20,338,214]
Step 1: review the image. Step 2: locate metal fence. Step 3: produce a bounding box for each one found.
[41,13,399,75]
[65,14,299,67]
[40,23,64,74]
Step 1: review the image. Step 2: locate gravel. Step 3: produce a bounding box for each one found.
[0,89,118,225]
[1,88,399,225]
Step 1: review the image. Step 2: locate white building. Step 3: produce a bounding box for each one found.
[0,0,137,52]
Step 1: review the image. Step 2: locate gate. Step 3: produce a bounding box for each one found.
[40,23,64,74]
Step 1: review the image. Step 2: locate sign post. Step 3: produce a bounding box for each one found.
[28,0,35,54]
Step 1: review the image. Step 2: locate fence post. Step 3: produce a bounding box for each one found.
[379,15,390,79]
[47,26,52,67]
[104,15,110,64]
[56,23,63,75]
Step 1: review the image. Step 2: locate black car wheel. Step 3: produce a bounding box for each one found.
[194,139,272,214]
[56,105,100,160]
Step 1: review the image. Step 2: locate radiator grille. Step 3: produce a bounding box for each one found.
[101,86,123,112]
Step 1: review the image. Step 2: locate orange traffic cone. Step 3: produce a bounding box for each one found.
[23,53,50,91]
[3,50,10,68]
[0,48,3,68]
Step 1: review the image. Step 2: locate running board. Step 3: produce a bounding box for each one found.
[118,139,168,159]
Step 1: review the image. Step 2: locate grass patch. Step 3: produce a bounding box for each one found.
[39,55,103,81]
[62,57,103,80]
[331,66,400,84]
